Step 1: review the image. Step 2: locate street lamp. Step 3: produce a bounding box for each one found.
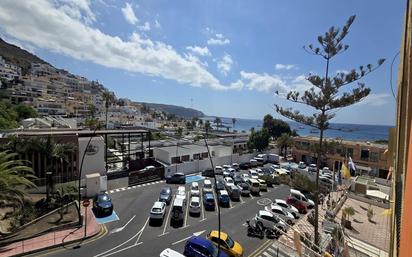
[46,171,53,202]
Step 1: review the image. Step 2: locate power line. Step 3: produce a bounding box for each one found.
[390,51,400,99]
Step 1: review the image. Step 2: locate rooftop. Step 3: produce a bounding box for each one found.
[294,136,388,149]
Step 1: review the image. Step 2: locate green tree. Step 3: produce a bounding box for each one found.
[102,91,115,129]
[214,117,222,130]
[274,15,385,244]
[247,128,270,152]
[0,151,37,206]
[263,114,291,138]
[277,133,294,156]
[14,104,38,120]
[0,101,19,129]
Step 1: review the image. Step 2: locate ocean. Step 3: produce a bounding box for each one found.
[202,117,392,142]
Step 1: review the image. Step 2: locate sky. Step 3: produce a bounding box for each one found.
[0,0,405,125]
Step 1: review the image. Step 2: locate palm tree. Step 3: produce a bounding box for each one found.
[0,151,37,206]
[204,121,211,137]
[214,117,222,130]
[232,118,237,132]
[277,133,294,156]
[102,91,115,129]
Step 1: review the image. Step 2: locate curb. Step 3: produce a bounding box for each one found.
[7,224,106,257]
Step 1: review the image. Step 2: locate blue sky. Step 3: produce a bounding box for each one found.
[0,0,405,125]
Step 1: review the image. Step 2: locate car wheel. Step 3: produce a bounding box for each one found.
[287,220,293,225]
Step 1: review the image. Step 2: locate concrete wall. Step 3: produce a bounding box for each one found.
[153,147,171,164]
[78,136,105,178]
[164,152,257,176]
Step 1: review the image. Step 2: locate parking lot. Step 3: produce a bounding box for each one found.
[49,163,295,257]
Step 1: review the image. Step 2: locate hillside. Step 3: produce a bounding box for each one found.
[0,38,49,75]
[140,102,205,118]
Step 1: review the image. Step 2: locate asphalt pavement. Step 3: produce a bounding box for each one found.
[43,166,291,257]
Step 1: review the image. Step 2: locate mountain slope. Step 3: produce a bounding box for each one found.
[140,102,204,118]
[0,38,49,75]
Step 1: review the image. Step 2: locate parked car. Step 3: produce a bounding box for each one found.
[258,179,267,191]
[298,162,307,169]
[308,164,317,173]
[203,192,216,211]
[223,171,231,178]
[247,178,261,195]
[159,186,172,205]
[239,162,251,170]
[166,172,186,184]
[202,168,215,177]
[254,210,287,232]
[250,159,258,167]
[241,173,250,181]
[224,177,235,188]
[286,196,308,214]
[93,192,113,217]
[215,166,223,175]
[226,185,241,201]
[238,183,250,196]
[233,174,242,185]
[203,179,213,193]
[160,248,185,257]
[290,189,315,209]
[248,169,259,179]
[184,236,228,257]
[223,164,231,170]
[207,230,244,257]
[171,197,185,226]
[176,186,186,204]
[272,199,300,219]
[216,179,225,190]
[218,190,230,207]
[231,163,240,171]
[265,204,295,225]
[150,201,166,221]
[267,154,280,164]
[190,182,200,197]
[189,197,201,216]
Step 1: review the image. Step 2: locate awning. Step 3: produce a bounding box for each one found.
[366,189,389,200]
[356,165,372,172]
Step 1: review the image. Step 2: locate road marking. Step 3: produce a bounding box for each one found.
[157,231,169,237]
[99,242,143,257]
[257,198,272,206]
[110,215,136,234]
[248,239,271,257]
[121,187,126,191]
[267,247,277,254]
[250,194,255,199]
[115,189,120,192]
[172,230,206,245]
[161,195,175,236]
[263,252,272,257]
[132,185,136,189]
[184,191,190,227]
[134,216,150,245]
[200,191,205,220]
[240,196,245,204]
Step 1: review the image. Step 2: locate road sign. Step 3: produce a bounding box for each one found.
[83,199,90,207]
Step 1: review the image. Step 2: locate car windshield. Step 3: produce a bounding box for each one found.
[160,188,170,194]
[152,207,161,212]
[191,201,199,207]
[225,235,235,248]
[98,194,110,202]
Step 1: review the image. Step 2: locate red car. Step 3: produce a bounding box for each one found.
[286,196,307,214]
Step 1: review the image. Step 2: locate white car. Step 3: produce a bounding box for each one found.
[265,205,295,225]
[308,164,317,173]
[189,196,201,215]
[249,169,259,179]
[176,186,186,204]
[224,177,235,188]
[257,179,267,191]
[190,182,200,197]
[150,201,166,220]
[255,168,263,176]
[222,164,231,170]
[203,179,213,193]
[272,199,300,219]
[254,210,287,232]
[227,168,236,174]
[215,166,223,175]
[223,171,231,177]
[241,173,250,181]
[231,163,239,171]
[298,162,306,169]
[160,248,186,257]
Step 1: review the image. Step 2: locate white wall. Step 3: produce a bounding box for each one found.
[164,152,257,176]
[78,136,105,178]
[153,148,171,164]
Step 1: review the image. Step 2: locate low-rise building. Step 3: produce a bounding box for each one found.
[292,136,389,178]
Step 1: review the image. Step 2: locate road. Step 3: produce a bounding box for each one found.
[43,168,291,257]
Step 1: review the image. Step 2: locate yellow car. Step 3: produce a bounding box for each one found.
[207,230,243,257]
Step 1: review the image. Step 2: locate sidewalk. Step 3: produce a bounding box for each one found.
[0,204,102,257]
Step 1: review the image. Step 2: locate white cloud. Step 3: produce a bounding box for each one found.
[357,93,392,106]
[56,0,96,25]
[217,54,233,76]
[186,46,210,56]
[275,63,295,70]
[138,21,151,31]
[207,33,230,45]
[154,19,161,29]
[336,69,349,74]
[0,0,231,91]
[239,71,288,93]
[121,2,138,25]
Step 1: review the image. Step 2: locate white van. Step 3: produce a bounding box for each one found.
[250,159,258,167]
[290,189,314,209]
[215,166,223,175]
[247,178,261,194]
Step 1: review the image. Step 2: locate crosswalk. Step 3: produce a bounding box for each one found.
[108,180,165,194]
[256,242,290,257]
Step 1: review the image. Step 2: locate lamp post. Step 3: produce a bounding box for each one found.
[46,171,53,202]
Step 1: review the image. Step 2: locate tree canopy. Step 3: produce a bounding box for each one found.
[263,114,291,138]
[247,128,270,152]
[0,101,38,129]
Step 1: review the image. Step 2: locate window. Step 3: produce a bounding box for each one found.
[346,148,354,157]
[361,149,370,161]
[171,156,180,164]
[278,202,287,208]
[202,152,209,158]
[181,155,190,162]
[370,152,379,162]
[193,153,200,160]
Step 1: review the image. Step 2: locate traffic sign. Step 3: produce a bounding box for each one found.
[83,199,90,207]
